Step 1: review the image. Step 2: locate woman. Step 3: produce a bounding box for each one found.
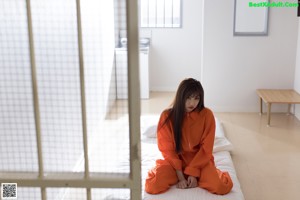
[145,78,233,195]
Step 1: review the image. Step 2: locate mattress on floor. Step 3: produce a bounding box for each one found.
[142,144,244,200]
[140,115,244,200]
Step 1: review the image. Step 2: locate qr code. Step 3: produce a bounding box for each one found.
[1,183,17,200]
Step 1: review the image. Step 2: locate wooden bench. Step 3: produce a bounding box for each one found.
[256,89,300,126]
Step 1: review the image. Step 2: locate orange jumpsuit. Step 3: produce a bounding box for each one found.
[145,108,233,195]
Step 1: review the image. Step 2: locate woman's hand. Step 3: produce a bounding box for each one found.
[176,170,188,189]
[187,176,198,188]
[176,179,188,189]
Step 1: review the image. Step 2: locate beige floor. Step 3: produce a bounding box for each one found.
[142,92,300,200]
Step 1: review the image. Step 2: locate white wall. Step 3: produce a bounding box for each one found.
[202,0,298,112]
[294,20,300,119]
[146,0,203,91]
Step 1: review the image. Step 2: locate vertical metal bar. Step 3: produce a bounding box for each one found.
[126,0,141,199]
[41,190,47,200]
[25,0,46,199]
[75,0,91,199]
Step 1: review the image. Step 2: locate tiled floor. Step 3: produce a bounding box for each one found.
[142,92,300,200]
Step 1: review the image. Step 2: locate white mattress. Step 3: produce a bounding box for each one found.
[140,115,245,200]
[141,140,244,200]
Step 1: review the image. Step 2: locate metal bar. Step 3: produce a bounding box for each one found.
[75,0,89,181]
[41,189,47,200]
[26,0,43,181]
[25,0,46,199]
[0,172,132,188]
[126,0,142,199]
[75,0,91,199]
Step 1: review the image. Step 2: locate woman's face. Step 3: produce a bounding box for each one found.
[185,94,200,112]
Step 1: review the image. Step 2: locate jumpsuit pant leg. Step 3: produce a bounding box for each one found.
[198,160,233,195]
[145,159,178,194]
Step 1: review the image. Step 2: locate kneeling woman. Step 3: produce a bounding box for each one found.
[145,78,233,195]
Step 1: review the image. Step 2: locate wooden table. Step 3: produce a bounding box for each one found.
[256,89,300,126]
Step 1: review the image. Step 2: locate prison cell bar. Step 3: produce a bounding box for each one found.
[126,0,142,198]
[26,0,46,199]
[75,0,92,199]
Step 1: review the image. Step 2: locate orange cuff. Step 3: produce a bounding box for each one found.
[168,158,182,170]
[184,166,200,177]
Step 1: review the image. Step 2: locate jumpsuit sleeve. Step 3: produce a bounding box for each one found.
[184,109,216,177]
[157,111,183,171]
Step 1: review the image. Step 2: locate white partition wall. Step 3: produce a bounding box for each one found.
[0,0,141,199]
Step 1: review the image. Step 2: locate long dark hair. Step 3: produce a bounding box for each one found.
[164,78,205,153]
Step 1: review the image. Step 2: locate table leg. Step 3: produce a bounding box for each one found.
[267,103,271,126]
[259,97,263,115]
[287,104,291,115]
